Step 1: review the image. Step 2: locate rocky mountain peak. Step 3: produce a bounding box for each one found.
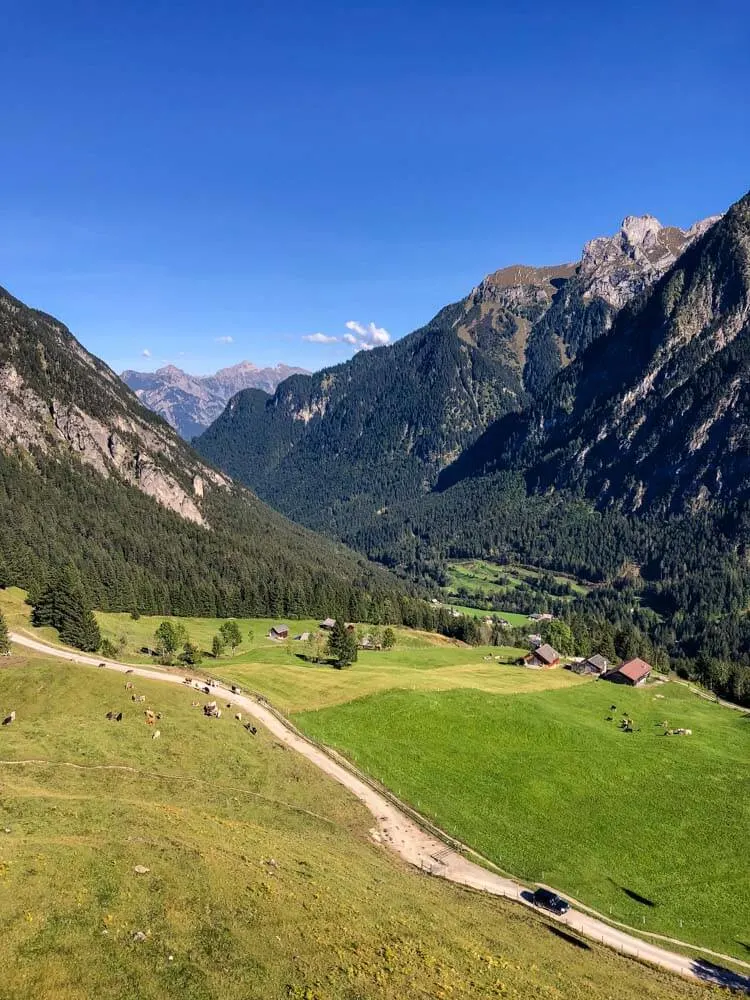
[122,360,310,439]
[579,211,722,310]
[620,214,663,249]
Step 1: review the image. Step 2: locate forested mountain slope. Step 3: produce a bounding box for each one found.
[0,285,408,620]
[195,307,524,532]
[440,191,750,516]
[122,361,309,439]
[195,212,716,536]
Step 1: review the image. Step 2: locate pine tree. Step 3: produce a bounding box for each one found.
[326,619,357,668]
[0,610,10,655]
[32,567,101,652]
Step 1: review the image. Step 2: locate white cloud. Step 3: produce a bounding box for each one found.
[141,348,151,358]
[369,324,390,346]
[303,332,339,344]
[344,320,391,348]
[301,321,392,351]
[214,335,234,344]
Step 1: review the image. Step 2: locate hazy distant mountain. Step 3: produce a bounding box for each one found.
[195,211,718,537]
[121,361,309,439]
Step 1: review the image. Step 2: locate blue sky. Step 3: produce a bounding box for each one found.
[1,0,748,375]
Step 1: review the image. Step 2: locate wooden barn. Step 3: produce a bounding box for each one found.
[571,653,609,676]
[603,658,652,686]
[524,643,560,668]
[269,624,290,640]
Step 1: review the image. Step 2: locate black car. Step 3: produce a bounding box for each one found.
[531,888,570,915]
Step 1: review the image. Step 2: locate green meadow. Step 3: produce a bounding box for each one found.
[296,680,750,960]
[1,588,581,715]
[0,654,711,1000]
[5,589,748,965]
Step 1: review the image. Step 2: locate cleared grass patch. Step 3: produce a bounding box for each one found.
[0,657,709,1000]
[443,560,591,617]
[295,680,750,960]
[446,602,530,626]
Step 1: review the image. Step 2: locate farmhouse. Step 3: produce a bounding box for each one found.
[269,624,289,640]
[571,653,609,676]
[524,643,560,668]
[603,658,652,686]
[358,634,382,649]
[319,618,336,630]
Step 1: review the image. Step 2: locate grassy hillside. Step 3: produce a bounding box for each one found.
[0,656,711,1000]
[296,681,750,960]
[83,602,574,713]
[2,591,578,714]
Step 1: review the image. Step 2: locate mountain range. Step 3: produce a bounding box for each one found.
[194,210,720,535]
[121,361,309,439]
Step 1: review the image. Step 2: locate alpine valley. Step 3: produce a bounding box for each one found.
[194,210,719,534]
[196,192,750,703]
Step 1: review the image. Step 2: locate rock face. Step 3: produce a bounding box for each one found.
[579,213,723,310]
[0,287,231,525]
[121,361,309,439]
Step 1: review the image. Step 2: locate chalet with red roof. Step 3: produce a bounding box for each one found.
[603,658,652,686]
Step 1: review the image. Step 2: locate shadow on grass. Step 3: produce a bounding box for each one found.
[607,878,656,907]
[691,959,750,992]
[545,925,591,950]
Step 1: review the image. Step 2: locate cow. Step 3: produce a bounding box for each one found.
[2,711,16,726]
[152,730,161,740]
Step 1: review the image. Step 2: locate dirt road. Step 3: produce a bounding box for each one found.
[8,631,750,992]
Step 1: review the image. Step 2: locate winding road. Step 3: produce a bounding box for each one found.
[8,631,750,993]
